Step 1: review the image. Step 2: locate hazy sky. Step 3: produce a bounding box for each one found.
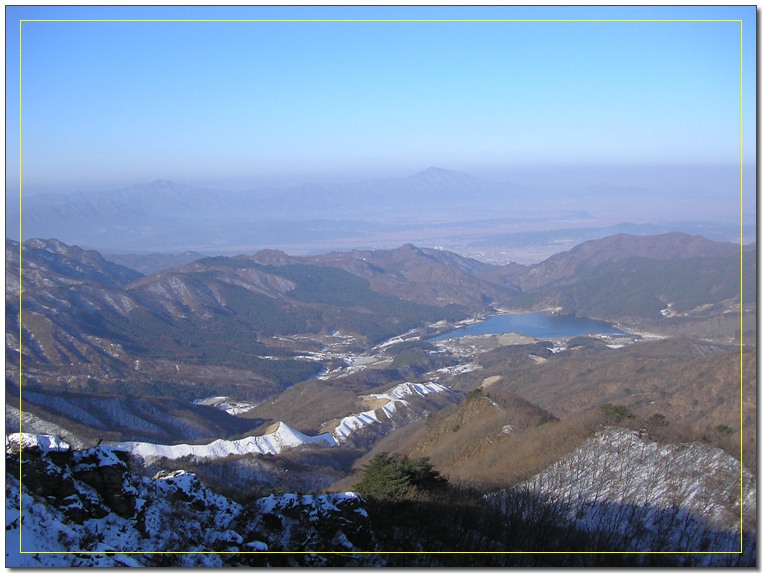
[6,5,756,196]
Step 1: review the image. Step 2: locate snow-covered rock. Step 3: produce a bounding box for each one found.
[246,492,379,561]
[5,432,70,453]
[5,440,379,566]
[6,443,243,566]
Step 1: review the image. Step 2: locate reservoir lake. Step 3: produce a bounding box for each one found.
[430,312,625,342]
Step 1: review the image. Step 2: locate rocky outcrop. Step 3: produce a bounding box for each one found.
[11,444,136,524]
[71,447,135,517]
[248,493,377,556]
[6,435,379,567]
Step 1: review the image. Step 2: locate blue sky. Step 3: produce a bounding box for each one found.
[6,5,756,195]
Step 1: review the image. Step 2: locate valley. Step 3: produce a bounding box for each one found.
[5,231,755,565]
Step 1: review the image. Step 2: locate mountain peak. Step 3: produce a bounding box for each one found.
[405,167,487,193]
[142,179,177,188]
[249,249,294,266]
[420,166,451,174]
[397,243,423,253]
[411,167,465,180]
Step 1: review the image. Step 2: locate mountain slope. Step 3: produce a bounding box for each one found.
[490,426,755,559]
[505,232,742,291]
[10,385,265,445]
[513,253,749,320]
[101,250,205,274]
[486,233,751,323]
[256,243,515,308]
[8,239,472,416]
[7,238,142,296]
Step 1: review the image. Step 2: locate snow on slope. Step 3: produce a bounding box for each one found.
[491,427,756,563]
[257,491,365,519]
[333,410,384,440]
[380,381,450,400]
[120,422,336,461]
[331,381,451,441]
[6,406,88,449]
[526,427,756,532]
[6,474,143,567]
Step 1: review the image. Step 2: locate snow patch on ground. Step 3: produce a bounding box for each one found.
[192,395,257,416]
[333,410,382,440]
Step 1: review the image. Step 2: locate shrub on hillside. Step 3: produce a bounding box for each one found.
[599,403,634,423]
[355,453,447,500]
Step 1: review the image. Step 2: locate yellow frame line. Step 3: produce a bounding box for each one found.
[739,17,744,553]
[18,16,23,558]
[16,16,748,559]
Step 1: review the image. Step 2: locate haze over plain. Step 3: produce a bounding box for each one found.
[7,6,755,236]
[7,5,755,265]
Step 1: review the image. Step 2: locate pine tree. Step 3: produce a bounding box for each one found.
[356,453,447,500]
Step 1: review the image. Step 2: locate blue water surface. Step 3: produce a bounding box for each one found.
[429,312,624,342]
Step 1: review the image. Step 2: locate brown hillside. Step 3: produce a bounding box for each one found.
[512,232,741,290]
[444,338,754,469]
[302,244,515,309]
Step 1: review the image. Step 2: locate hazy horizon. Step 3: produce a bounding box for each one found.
[10,160,756,196]
[7,5,755,258]
[7,6,755,204]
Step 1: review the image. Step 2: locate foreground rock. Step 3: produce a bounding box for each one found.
[5,436,375,566]
[6,431,756,566]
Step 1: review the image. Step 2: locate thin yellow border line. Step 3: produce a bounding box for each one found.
[18,16,23,558]
[739,16,744,555]
[15,17,747,560]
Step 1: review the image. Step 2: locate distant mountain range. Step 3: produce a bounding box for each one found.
[8,169,527,250]
[15,168,528,219]
[8,168,752,258]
